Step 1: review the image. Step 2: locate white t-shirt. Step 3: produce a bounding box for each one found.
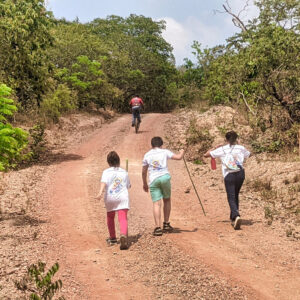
[210,144,250,178]
[101,167,130,212]
[142,148,174,185]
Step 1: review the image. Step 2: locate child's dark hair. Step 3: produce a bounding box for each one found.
[151,136,163,148]
[225,131,238,145]
[107,151,120,167]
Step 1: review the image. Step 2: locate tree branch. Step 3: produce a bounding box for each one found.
[240,92,256,116]
[222,2,248,32]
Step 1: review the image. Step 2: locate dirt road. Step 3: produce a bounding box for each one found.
[47,113,300,299]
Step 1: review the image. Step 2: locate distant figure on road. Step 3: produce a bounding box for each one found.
[96,151,131,250]
[142,137,184,236]
[129,95,144,127]
[204,131,250,230]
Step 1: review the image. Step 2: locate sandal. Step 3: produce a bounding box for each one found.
[106,238,117,246]
[163,222,173,232]
[153,227,163,236]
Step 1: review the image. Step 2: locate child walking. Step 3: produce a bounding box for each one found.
[142,137,184,236]
[204,131,250,230]
[96,151,130,250]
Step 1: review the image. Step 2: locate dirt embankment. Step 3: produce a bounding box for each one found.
[165,106,300,239]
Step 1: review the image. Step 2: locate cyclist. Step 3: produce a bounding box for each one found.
[129,96,144,127]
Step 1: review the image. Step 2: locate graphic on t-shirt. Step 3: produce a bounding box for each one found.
[109,177,124,195]
[151,160,163,171]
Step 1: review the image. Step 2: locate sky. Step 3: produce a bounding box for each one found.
[46,0,259,65]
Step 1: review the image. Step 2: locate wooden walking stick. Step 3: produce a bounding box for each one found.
[183,156,206,216]
[126,159,128,172]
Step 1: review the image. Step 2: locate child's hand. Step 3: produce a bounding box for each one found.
[95,193,102,200]
[143,184,149,192]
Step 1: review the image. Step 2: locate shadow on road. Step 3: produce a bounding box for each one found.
[0,212,47,227]
[135,130,149,134]
[128,233,142,248]
[37,152,84,166]
[217,219,261,226]
[19,152,84,169]
[169,227,198,234]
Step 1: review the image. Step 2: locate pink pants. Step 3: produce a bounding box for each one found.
[107,209,128,239]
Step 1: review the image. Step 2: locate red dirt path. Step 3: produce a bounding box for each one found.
[47,113,300,299]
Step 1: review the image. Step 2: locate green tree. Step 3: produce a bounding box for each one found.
[58,56,120,108]
[0,84,28,171]
[0,0,54,108]
[191,0,300,123]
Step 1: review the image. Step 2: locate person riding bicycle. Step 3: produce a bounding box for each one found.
[129,96,144,127]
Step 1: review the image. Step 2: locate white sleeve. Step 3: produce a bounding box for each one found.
[242,147,250,158]
[166,149,175,159]
[101,171,108,183]
[142,155,148,166]
[210,147,224,158]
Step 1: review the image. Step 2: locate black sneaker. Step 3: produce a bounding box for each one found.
[233,216,242,230]
[120,235,128,250]
[131,123,135,127]
[153,227,163,236]
[106,238,117,246]
[163,222,173,232]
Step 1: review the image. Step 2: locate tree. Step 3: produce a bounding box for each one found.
[191,0,300,123]
[57,56,120,109]
[0,0,54,108]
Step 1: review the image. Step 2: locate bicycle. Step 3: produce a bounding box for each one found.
[133,109,141,134]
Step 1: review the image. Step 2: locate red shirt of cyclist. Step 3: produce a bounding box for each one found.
[130,97,144,108]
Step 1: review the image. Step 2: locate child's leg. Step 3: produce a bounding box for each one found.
[161,174,172,223]
[234,170,245,211]
[107,211,116,239]
[224,174,239,221]
[117,209,128,236]
[153,200,162,227]
[163,198,171,223]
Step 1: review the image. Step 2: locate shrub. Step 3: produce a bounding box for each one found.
[0,84,28,171]
[15,261,65,300]
[41,84,77,122]
[28,124,47,160]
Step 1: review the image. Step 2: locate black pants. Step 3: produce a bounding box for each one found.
[224,169,245,221]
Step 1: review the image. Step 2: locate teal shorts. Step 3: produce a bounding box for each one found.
[150,174,171,202]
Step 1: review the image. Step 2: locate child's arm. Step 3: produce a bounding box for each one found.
[204,144,224,158]
[203,150,212,158]
[142,165,149,192]
[171,149,184,160]
[95,182,106,199]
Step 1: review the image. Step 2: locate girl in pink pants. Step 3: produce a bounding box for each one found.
[107,209,128,240]
[96,151,131,250]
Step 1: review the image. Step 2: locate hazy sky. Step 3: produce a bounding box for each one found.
[46,0,259,65]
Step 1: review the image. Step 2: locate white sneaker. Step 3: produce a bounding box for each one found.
[234,216,242,230]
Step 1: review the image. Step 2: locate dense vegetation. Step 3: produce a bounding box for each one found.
[183,0,300,152]
[0,0,179,114]
[0,0,299,170]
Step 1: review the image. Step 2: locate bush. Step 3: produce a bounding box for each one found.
[40,84,77,122]
[15,261,65,300]
[28,124,47,160]
[0,84,28,171]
